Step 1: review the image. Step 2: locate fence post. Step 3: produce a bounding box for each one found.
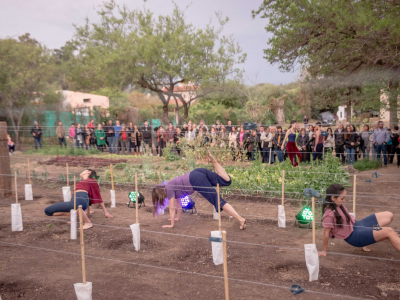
[0,122,12,197]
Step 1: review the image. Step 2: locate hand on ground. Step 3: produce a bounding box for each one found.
[318,251,327,257]
[162,225,174,228]
[105,212,113,218]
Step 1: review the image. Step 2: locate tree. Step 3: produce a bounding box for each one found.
[67,1,246,124]
[253,0,400,119]
[0,34,59,146]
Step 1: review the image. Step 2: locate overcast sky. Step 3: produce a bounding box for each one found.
[0,0,298,85]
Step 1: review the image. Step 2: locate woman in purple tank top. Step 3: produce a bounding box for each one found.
[152,152,246,230]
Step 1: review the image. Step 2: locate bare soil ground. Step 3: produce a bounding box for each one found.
[1,155,400,299]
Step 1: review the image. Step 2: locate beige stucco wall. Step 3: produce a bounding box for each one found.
[61,90,109,113]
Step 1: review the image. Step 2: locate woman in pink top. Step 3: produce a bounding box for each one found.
[319,184,400,256]
[68,124,76,146]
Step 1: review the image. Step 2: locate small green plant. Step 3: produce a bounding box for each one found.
[162,142,180,162]
[32,170,38,180]
[46,223,54,229]
[353,159,381,171]
[114,162,127,169]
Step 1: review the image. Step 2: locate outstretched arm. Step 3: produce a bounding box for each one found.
[163,197,176,228]
[319,228,331,256]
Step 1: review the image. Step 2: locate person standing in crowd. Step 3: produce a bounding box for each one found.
[373,121,390,167]
[274,126,285,163]
[259,126,268,163]
[141,120,152,154]
[370,124,377,160]
[386,129,393,164]
[281,121,302,167]
[175,127,185,156]
[95,124,106,152]
[197,120,209,132]
[131,124,142,155]
[84,124,90,150]
[30,121,42,150]
[390,126,399,166]
[119,124,129,155]
[210,127,217,147]
[56,121,67,147]
[185,125,196,149]
[7,134,15,155]
[192,123,198,135]
[296,128,309,162]
[219,126,228,148]
[270,127,277,163]
[215,120,221,132]
[266,127,275,164]
[197,127,208,147]
[248,130,259,161]
[313,122,324,161]
[359,125,370,159]
[87,119,95,131]
[344,125,358,165]
[68,124,76,148]
[153,127,160,156]
[127,122,134,153]
[105,120,115,153]
[323,127,334,153]
[303,115,309,129]
[165,122,177,149]
[350,125,360,162]
[102,121,109,148]
[226,120,233,133]
[182,123,188,135]
[114,120,122,154]
[75,124,85,149]
[334,123,345,164]
[228,126,238,148]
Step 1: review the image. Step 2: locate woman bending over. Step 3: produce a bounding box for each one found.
[45,169,113,229]
[319,183,399,256]
[152,152,246,230]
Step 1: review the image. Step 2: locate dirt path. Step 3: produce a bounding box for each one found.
[1,160,399,299]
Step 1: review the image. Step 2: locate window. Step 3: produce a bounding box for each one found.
[340,112,342,118]
[75,108,89,116]
[83,98,91,103]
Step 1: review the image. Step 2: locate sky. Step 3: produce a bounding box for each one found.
[0,0,298,85]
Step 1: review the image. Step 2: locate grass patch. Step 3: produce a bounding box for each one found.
[353,159,381,171]
[24,146,100,156]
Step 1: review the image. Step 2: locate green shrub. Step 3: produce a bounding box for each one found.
[353,159,381,171]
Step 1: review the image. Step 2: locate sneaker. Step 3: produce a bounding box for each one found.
[9,152,12,156]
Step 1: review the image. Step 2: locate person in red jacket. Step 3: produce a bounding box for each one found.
[45,169,113,229]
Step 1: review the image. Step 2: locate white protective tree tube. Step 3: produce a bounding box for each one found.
[11,203,23,231]
[304,244,319,282]
[130,223,140,251]
[211,231,223,265]
[278,205,286,228]
[213,206,219,220]
[110,190,116,208]
[62,186,71,202]
[70,209,77,240]
[25,184,33,201]
[349,212,356,219]
[74,282,92,300]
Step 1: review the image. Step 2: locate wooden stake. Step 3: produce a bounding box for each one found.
[14,171,18,204]
[74,176,76,211]
[312,197,315,244]
[269,148,272,164]
[110,164,114,190]
[281,170,285,207]
[217,184,221,232]
[353,174,356,214]
[66,163,69,186]
[135,172,138,224]
[159,166,161,184]
[222,231,229,300]
[78,205,87,285]
[27,159,31,185]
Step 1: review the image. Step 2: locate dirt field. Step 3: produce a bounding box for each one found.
[1,155,400,299]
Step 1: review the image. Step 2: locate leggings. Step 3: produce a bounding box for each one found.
[189,168,231,212]
[44,192,90,216]
[286,141,302,167]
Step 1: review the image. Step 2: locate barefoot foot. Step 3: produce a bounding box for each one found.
[362,246,371,252]
[168,218,180,221]
[240,219,246,230]
[83,223,93,230]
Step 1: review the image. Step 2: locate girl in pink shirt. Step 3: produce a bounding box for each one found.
[319,184,400,256]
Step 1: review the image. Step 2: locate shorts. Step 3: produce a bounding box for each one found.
[345,214,378,247]
[189,168,231,212]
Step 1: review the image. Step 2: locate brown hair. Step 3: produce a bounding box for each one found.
[152,185,167,216]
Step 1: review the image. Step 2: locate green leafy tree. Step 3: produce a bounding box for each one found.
[0,34,60,145]
[67,1,246,124]
[253,0,400,120]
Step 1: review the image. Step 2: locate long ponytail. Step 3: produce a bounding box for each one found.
[152,185,166,216]
[322,184,350,227]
